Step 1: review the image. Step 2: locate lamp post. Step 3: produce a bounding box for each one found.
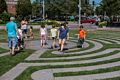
[43,0,45,19]
[92,0,95,16]
[78,0,81,26]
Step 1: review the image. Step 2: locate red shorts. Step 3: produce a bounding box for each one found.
[30,32,33,37]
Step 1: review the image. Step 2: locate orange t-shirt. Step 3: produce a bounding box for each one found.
[79,29,86,38]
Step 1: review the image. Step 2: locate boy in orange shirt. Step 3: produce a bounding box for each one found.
[78,25,86,48]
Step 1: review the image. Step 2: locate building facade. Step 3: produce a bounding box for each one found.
[5,0,18,14]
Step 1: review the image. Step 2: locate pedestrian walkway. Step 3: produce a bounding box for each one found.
[0,37,120,80]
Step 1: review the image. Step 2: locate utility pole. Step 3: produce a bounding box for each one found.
[92,0,95,16]
[43,0,45,19]
[79,0,81,26]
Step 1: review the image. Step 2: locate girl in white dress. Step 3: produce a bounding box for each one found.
[40,25,47,47]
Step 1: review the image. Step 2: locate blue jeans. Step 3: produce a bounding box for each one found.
[8,37,17,48]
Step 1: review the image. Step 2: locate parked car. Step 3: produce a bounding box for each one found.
[30,18,44,22]
[81,17,96,24]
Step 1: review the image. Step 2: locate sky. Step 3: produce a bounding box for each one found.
[90,0,102,6]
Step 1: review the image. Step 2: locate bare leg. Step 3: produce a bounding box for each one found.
[52,39,56,49]
[42,39,45,47]
[10,48,12,54]
[41,40,43,47]
[59,39,62,50]
[60,39,65,51]
[25,34,27,39]
[12,47,15,55]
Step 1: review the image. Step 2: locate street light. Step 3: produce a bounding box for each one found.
[78,0,81,26]
[42,0,45,19]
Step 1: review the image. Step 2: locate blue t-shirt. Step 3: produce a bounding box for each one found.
[59,27,69,39]
[6,21,17,37]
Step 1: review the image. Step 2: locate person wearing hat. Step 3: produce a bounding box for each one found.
[78,25,86,48]
[6,17,19,56]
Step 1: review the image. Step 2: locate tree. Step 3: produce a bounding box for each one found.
[95,6,103,15]
[0,0,7,13]
[16,0,32,18]
[98,0,120,16]
[45,0,92,18]
[31,0,92,19]
[32,1,42,17]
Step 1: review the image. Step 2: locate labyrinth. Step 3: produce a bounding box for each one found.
[0,29,120,80]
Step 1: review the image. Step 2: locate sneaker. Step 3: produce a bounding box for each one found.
[58,48,61,51]
[60,51,64,54]
[44,42,48,45]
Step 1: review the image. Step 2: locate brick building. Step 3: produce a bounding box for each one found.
[5,0,18,14]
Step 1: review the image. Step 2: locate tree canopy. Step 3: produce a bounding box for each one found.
[32,0,92,17]
[0,0,7,13]
[96,0,120,16]
[16,0,32,18]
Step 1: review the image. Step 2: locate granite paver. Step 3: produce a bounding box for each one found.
[1,52,120,80]
[93,39,113,44]
[0,39,120,80]
[26,48,120,61]
[52,40,103,54]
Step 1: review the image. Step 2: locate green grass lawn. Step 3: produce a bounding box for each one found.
[15,57,120,80]
[1,28,120,42]
[0,30,7,42]
[0,48,8,53]
[1,28,120,80]
[0,49,35,76]
[40,41,94,58]
[39,43,120,59]
[25,50,120,63]
[54,66,120,77]
[15,29,120,80]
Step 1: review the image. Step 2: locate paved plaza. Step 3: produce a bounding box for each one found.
[1,0,120,79]
[0,37,120,80]
[0,23,120,80]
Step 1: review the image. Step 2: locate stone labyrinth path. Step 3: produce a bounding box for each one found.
[0,37,120,80]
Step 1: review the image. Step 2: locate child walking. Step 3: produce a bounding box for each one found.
[40,25,47,48]
[29,26,33,39]
[50,25,57,49]
[78,25,86,48]
[17,26,23,50]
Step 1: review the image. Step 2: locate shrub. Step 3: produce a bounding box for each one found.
[0,20,4,24]
[99,21,107,28]
[0,13,14,24]
[30,20,61,27]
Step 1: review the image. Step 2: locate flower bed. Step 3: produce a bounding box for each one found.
[99,21,107,28]
[31,20,61,26]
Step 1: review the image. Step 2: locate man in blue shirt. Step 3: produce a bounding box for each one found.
[6,17,18,56]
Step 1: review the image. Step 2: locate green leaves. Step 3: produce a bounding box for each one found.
[32,0,92,17]
[98,0,120,16]
[16,0,32,18]
[0,0,7,13]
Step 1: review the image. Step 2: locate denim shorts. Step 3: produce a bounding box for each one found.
[8,37,17,48]
[22,29,27,34]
